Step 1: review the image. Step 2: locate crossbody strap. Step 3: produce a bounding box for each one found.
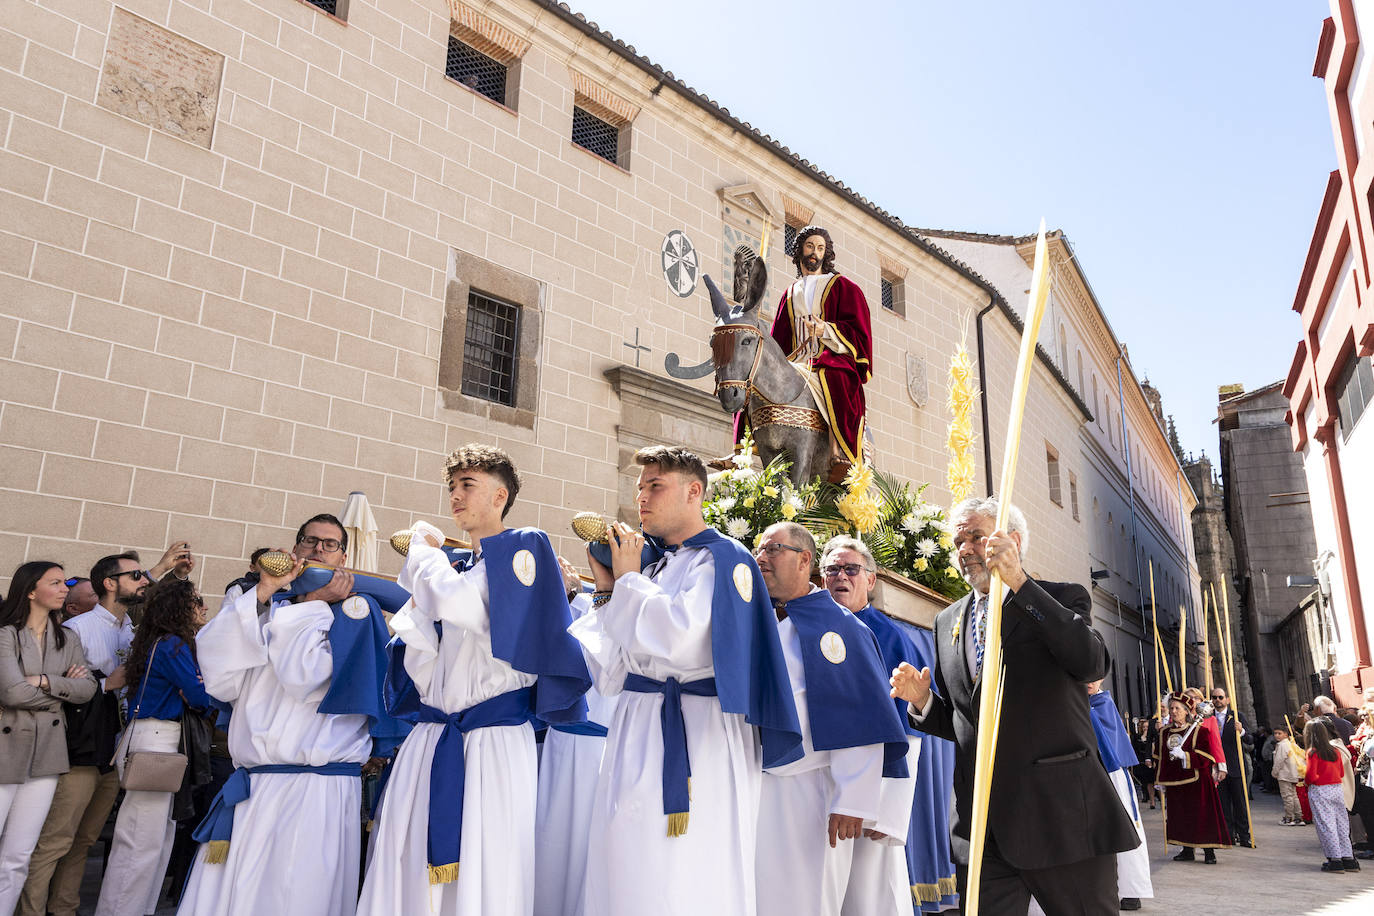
[129,636,163,720]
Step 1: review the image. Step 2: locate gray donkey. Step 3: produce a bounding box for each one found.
[699,247,832,488]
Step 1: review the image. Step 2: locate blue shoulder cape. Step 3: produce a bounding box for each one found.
[281,567,412,757]
[1089,689,1138,773]
[595,527,802,768]
[385,528,591,728]
[855,604,921,739]
[784,592,908,778]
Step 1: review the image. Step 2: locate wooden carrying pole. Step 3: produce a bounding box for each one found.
[963,222,1052,916]
[1213,582,1256,847]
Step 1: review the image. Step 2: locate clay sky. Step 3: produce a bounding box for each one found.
[566,0,1335,469]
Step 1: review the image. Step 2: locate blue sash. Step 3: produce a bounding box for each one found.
[191,762,359,863]
[1090,689,1139,773]
[386,685,535,884]
[622,674,718,832]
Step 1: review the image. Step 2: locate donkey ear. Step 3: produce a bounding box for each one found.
[701,274,730,320]
[742,255,769,313]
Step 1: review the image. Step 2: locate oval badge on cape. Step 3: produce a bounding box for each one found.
[341,595,370,620]
[820,631,847,664]
[732,562,753,603]
[512,549,537,587]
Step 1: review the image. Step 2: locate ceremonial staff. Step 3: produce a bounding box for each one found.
[963,222,1052,916]
[1178,600,1188,693]
[1213,581,1256,847]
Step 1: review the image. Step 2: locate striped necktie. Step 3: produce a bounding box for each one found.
[973,595,988,679]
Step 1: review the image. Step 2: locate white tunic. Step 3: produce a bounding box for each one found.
[841,733,921,916]
[756,610,885,916]
[534,593,618,916]
[356,542,538,916]
[178,588,371,916]
[569,546,762,916]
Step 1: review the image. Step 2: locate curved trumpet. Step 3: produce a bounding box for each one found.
[388,529,470,557]
[570,512,612,544]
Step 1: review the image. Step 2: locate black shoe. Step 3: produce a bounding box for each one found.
[1344,857,1362,872]
[1355,849,1374,859]
[1120,899,1142,911]
[1173,849,1195,862]
[1203,849,1217,864]
[1322,858,1346,872]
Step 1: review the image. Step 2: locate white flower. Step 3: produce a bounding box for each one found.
[715,497,737,513]
[725,517,752,540]
[916,502,939,521]
[916,538,938,559]
[731,451,753,469]
[785,493,805,512]
[901,513,922,536]
[890,532,907,549]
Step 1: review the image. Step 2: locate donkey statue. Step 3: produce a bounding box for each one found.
[697,247,832,488]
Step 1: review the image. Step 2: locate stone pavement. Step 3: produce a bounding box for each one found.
[1140,788,1373,915]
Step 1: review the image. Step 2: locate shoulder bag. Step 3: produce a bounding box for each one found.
[111,638,189,792]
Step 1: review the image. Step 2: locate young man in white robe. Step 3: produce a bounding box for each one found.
[753,524,910,916]
[818,537,923,916]
[357,444,592,916]
[178,515,379,916]
[569,446,803,916]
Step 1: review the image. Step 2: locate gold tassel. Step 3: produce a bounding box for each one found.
[666,811,689,837]
[428,862,460,885]
[204,840,230,865]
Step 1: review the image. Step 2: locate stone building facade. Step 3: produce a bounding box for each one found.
[0,0,1097,605]
[1286,0,1374,706]
[1210,383,1323,725]
[919,230,1203,718]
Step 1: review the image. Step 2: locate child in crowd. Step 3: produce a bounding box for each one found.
[1303,719,1359,873]
[1271,725,1302,826]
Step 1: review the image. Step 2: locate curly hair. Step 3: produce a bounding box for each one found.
[633,445,708,492]
[791,225,836,277]
[124,578,202,696]
[443,444,521,518]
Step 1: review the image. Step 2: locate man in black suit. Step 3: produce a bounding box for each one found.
[890,497,1138,914]
[1210,687,1252,846]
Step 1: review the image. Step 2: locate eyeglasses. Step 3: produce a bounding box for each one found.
[297,536,343,552]
[109,569,146,583]
[822,563,872,579]
[754,543,805,558]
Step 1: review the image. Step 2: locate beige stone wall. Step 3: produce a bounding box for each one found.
[0,0,1002,597]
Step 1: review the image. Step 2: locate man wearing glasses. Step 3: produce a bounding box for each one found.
[820,536,935,916]
[219,515,354,609]
[22,544,195,916]
[1210,688,1252,847]
[753,522,908,916]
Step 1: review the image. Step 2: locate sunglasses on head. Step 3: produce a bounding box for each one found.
[64,577,81,587]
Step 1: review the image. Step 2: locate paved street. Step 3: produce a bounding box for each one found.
[1140,789,1373,915]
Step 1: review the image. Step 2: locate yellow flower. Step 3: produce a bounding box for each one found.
[939,534,953,549]
[946,566,961,579]
[843,462,874,494]
[780,502,797,520]
[914,558,929,572]
[763,485,779,498]
[743,496,756,508]
[753,531,764,548]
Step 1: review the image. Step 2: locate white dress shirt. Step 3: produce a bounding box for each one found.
[65,602,134,692]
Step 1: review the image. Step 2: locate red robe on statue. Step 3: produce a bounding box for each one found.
[733,273,873,464]
[1156,720,1232,849]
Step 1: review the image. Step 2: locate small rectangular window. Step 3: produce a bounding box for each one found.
[880,278,895,311]
[1046,445,1062,506]
[446,37,508,106]
[1069,472,1079,521]
[461,292,520,406]
[572,106,620,165]
[303,0,345,17]
[878,271,905,318]
[783,222,799,257]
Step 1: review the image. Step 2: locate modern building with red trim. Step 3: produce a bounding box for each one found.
[1285,0,1374,707]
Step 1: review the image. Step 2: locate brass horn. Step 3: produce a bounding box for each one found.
[256,550,296,577]
[570,512,612,544]
[388,529,470,557]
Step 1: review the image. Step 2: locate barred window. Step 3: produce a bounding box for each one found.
[446,36,507,105]
[572,106,619,164]
[461,292,520,406]
[783,223,799,257]
[303,0,342,16]
[878,271,905,317]
[880,278,895,311]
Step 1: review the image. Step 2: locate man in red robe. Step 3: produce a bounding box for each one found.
[732,226,873,481]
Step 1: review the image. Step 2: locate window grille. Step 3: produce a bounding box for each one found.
[304,0,338,14]
[880,278,895,311]
[461,292,520,406]
[572,106,619,164]
[447,36,507,105]
[783,223,798,257]
[1336,353,1373,440]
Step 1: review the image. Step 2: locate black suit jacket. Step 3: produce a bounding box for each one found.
[910,577,1139,870]
[1213,709,1249,770]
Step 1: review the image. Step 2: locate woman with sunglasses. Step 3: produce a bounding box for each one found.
[0,562,97,910]
[94,578,212,916]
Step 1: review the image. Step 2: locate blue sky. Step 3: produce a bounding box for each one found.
[566,0,1335,464]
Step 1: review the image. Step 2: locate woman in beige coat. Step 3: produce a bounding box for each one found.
[0,562,97,910]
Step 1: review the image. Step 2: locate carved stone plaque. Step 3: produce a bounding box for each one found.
[906,352,929,408]
[99,9,223,149]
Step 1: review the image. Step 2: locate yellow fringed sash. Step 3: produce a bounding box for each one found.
[204,840,230,865]
[428,862,460,885]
